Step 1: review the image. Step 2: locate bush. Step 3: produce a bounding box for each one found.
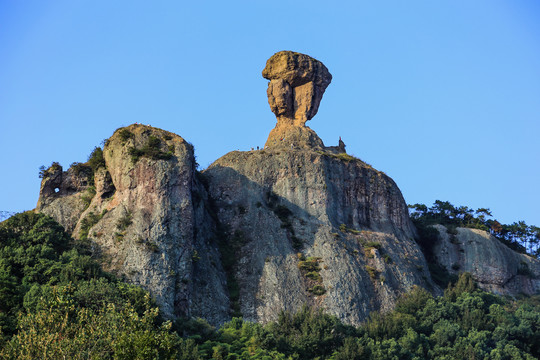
[308,285,326,295]
[38,162,61,178]
[298,257,321,272]
[118,128,134,143]
[128,136,173,163]
[87,147,105,172]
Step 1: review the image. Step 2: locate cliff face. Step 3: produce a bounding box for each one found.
[432,225,540,295]
[34,50,539,327]
[37,124,230,323]
[203,148,433,325]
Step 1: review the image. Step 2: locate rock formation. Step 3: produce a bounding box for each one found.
[263,51,332,149]
[37,125,230,323]
[432,225,540,295]
[33,51,539,327]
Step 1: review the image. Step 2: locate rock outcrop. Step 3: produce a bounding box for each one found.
[37,125,229,324]
[34,51,539,328]
[263,51,332,150]
[203,149,433,325]
[432,225,540,295]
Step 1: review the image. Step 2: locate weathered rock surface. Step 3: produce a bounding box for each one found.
[33,51,539,330]
[432,225,540,295]
[263,51,332,149]
[37,124,229,324]
[203,149,434,326]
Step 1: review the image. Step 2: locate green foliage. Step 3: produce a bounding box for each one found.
[364,241,381,250]
[118,128,134,144]
[69,162,92,179]
[87,146,105,172]
[340,223,362,235]
[410,201,539,296]
[38,162,61,179]
[297,257,326,296]
[269,199,303,250]
[0,211,195,359]
[1,218,538,360]
[217,229,247,317]
[80,186,96,210]
[79,209,106,241]
[298,257,321,272]
[68,147,105,188]
[0,212,104,339]
[305,271,322,282]
[365,265,379,280]
[128,135,173,163]
[308,285,327,295]
[116,210,132,231]
[1,286,181,359]
[409,200,540,257]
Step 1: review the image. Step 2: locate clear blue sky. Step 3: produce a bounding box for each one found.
[1,1,539,226]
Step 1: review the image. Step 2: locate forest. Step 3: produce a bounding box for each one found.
[0,211,538,359]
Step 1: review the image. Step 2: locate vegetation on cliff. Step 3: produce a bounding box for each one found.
[409,200,540,258]
[1,213,539,359]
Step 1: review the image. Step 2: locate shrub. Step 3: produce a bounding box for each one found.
[298,257,321,272]
[118,128,134,143]
[70,162,92,178]
[79,209,107,241]
[308,285,327,295]
[128,136,173,163]
[306,271,322,282]
[81,186,96,210]
[116,211,132,231]
[87,147,105,172]
[365,265,379,280]
[38,162,61,178]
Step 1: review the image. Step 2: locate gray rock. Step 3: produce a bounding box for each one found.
[432,224,540,295]
[36,124,230,324]
[204,148,434,326]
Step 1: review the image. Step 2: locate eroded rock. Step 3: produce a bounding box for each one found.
[432,225,540,295]
[36,125,230,324]
[263,51,332,149]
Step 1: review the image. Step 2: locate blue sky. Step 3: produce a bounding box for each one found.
[1,1,539,225]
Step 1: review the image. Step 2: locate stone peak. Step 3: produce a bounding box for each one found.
[262,51,332,150]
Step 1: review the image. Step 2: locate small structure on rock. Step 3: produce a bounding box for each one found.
[262,51,333,149]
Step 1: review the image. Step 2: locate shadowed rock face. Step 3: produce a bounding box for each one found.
[263,51,332,149]
[204,149,433,326]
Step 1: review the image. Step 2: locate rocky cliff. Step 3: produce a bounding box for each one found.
[37,125,229,323]
[34,51,538,327]
[432,224,540,295]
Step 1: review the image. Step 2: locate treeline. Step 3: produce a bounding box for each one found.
[0,212,14,223]
[409,200,540,257]
[1,212,539,359]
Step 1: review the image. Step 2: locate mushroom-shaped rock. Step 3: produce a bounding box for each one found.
[263,51,332,149]
[263,51,331,125]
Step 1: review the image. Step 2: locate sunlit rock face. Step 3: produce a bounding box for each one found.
[262,51,332,150]
[37,124,230,324]
[432,225,540,295]
[34,50,539,328]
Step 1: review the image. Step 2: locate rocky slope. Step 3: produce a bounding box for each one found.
[432,224,540,295]
[34,50,539,327]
